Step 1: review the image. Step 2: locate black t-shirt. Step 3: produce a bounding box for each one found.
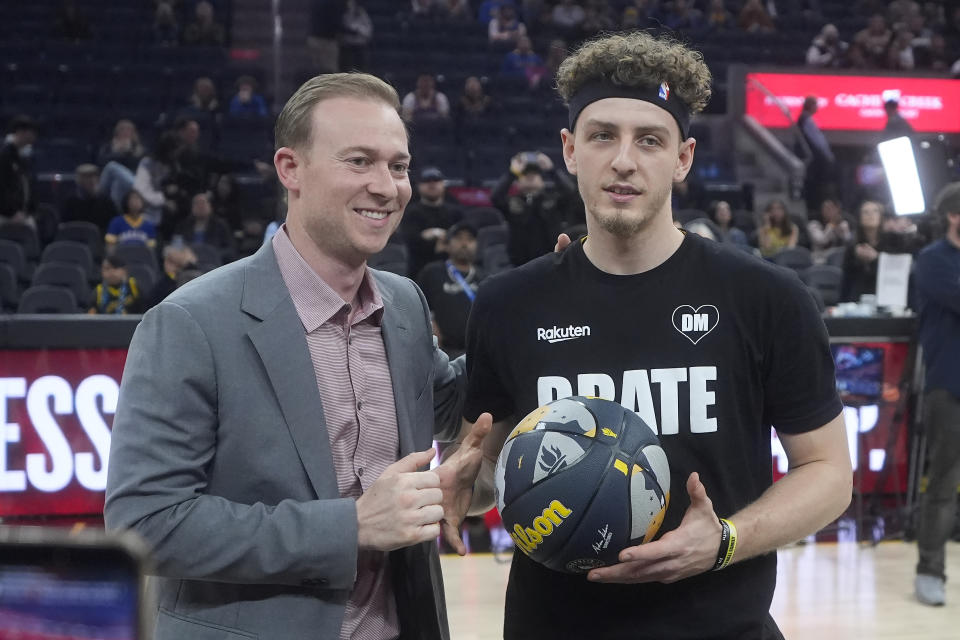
[417,260,484,353]
[464,233,842,639]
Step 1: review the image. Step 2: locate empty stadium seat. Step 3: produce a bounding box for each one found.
[0,264,19,312]
[802,264,843,307]
[112,243,158,270]
[32,262,92,308]
[18,285,79,314]
[56,221,105,262]
[41,241,95,283]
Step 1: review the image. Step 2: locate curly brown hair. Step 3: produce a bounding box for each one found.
[556,32,712,115]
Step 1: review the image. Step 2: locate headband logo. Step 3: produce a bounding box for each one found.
[658,82,670,101]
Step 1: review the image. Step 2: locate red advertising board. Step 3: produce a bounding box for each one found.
[0,350,127,518]
[745,72,960,133]
[0,342,910,520]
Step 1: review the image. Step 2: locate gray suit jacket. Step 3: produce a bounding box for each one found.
[104,240,466,640]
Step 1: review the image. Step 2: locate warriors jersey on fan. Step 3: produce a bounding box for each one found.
[463,233,842,639]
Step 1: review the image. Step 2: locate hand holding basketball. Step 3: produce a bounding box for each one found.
[435,414,493,555]
[587,473,723,584]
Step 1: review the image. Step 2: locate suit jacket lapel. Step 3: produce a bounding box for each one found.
[242,242,338,498]
[376,272,416,458]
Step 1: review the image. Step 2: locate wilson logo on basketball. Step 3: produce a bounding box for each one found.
[510,500,573,555]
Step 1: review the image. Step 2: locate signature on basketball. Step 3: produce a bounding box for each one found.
[591,524,613,554]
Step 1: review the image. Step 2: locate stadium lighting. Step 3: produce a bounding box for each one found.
[877,136,926,215]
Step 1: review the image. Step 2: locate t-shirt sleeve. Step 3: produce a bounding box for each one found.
[463,282,516,423]
[762,276,843,434]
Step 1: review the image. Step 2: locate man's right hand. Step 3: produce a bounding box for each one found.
[356,448,443,552]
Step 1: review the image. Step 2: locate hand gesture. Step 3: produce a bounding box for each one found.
[554,233,572,253]
[355,448,444,552]
[510,154,525,176]
[434,414,493,555]
[587,473,722,584]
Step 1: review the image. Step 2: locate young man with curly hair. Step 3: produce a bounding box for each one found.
[448,32,852,638]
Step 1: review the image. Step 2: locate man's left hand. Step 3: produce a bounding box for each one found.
[587,473,722,584]
[435,413,493,555]
[554,233,572,253]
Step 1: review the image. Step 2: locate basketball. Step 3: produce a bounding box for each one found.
[494,396,670,574]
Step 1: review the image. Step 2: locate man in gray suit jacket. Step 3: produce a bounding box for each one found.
[105,73,490,639]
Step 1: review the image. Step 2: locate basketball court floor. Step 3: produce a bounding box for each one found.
[441,540,960,639]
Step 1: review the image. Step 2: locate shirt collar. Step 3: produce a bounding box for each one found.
[272,224,384,332]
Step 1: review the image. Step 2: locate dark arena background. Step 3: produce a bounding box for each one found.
[1,1,959,638]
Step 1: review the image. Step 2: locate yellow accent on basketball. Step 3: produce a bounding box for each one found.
[507,405,549,442]
[614,459,629,475]
[601,428,618,438]
[643,491,670,543]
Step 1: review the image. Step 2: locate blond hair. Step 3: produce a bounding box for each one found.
[274,73,401,151]
[556,32,712,115]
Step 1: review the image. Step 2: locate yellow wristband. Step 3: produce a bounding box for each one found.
[714,518,738,571]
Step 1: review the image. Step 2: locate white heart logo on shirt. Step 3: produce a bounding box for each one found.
[671,305,719,345]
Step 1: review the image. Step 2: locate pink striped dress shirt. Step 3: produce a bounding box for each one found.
[272,228,401,640]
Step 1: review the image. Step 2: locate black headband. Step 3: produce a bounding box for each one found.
[567,79,691,140]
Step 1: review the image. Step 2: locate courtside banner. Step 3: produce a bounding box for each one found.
[0,350,127,517]
[745,72,960,133]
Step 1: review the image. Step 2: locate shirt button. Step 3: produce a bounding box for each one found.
[357,467,364,477]
[357,401,363,411]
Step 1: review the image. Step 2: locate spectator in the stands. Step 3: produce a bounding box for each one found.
[411,0,436,15]
[854,14,892,67]
[228,76,268,117]
[212,173,243,230]
[501,36,545,86]
[489,4,527,48]
[97,120,145,173]
[582,0,616,34]
[551,0,586,40]
[401,166,463,277]
[340,0,373,71]
[662,0,703,32]
[174,192,234,260]
[439,0,470,19]
[757,199,799,257]
[123,131,181,225]
[188,76,221,115]
[708,200,749,248]
[806,23,847,67]
[458,76,493,120]
[544,38,567,81]
[89,255,141,315]
[738,0,776,33]
[883,96,915,138]
[183,0,226,46]
[477,0,514,24]
[0,115,38,226]
[887,28,916,70]
[841,199,893,302]
[887,0,920,27]
[106,190,158,250]
[621,0,660,29]
[705,0,735,32]
[416,221,484,358]
[153,0,180,46]
[797,95,836,212]
[401,74,451,121]
[55,0,92,41]
[61,164,118,232]
[308,0,345,73]
[916,33,951,71]
[807,197,852,259]
[143,243,198,310]
[492,151,579,267]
